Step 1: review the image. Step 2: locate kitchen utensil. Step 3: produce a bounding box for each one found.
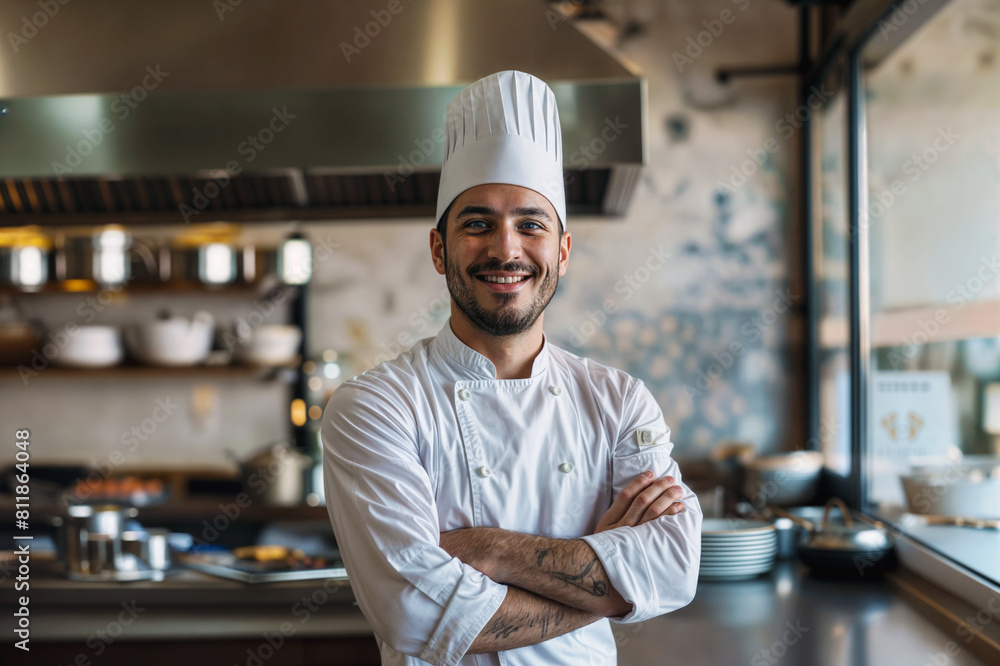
[55,226,132,287]
[53,503,137,575]
[0,226,51,290]
[231,325,302,366]
[146,528,172,570]
[121,530,150,562]
[124,310,215,366]
[50,325,123,367]
[122,527,173,570]
[797,498,894,576]
[741,451,824,507]
[86,533,117,574]
[229,442,313,506]
[129,237,170,285]
[900,456,1000,519]
[177,549,346,584]
[239,236,313,285]
[171,225,240,286]
[766,505,813,558]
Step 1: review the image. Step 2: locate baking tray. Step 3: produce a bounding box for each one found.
[178,552,348,584]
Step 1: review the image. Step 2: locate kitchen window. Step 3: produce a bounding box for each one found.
[815,0,1000,589]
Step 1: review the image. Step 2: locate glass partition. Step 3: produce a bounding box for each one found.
[860,0,1000,584]
[813,59,852,479]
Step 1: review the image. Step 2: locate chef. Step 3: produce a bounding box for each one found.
[322,70,701,666]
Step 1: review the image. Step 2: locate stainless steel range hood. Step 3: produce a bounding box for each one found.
[0,0,645,226]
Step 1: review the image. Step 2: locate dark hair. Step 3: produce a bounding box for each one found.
[435,201,453,243]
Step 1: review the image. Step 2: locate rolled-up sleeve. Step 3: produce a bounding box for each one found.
[579,379,702,623]
[322,381,507,665]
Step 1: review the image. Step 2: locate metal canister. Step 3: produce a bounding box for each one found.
[55,226,132,287]
[0,227,51,290]
[57,504,137,574]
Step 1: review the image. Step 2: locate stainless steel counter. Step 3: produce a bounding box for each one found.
[615,560,990,666]
[0,568,369,642]
[3,560,994,665]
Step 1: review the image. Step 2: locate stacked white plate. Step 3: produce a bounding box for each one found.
[699,518,778,582]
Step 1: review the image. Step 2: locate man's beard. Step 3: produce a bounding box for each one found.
[444,252,559,338]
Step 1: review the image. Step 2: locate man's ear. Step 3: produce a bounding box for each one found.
[558,231,572,277]
[430,228,446,275]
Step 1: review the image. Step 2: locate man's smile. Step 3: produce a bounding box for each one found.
[475,271,533,293]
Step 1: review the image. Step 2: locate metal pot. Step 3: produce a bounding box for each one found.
[0,227,51,290]
[170,225,240,286]
[55,226,132,287]
[52,503,138,575]
[170,243,238,286]
[228,442,314,506]
[129,237,170,285]
[795,498,894,576]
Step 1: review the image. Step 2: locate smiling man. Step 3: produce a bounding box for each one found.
[322,71,701,666]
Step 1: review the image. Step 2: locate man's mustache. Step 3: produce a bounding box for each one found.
[466,261,538,277]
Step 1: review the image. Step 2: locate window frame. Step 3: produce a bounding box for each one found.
[805,0,1000,607]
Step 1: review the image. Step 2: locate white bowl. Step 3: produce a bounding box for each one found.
[233,325,301,366]
[125,312,214,366]
[52,325,123,367]
[900,467,1000,519]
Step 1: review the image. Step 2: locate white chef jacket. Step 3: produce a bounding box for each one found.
[322,320,701,666]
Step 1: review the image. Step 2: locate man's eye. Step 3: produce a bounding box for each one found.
[521,221,542,230]
[466,220,488,229]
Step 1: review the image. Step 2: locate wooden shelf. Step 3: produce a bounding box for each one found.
[0,498,329,524]
[819,298,1000,349]
[0,281,288,296]
[0,361,299,381]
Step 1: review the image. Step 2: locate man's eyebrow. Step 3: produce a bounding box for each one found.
[512,206,551,221]
[456,205,500,219]
[455,205,551,222]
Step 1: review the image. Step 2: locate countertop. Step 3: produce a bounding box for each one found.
[0,566,369,642]
[616,560,992,666]
[3,559,995,665]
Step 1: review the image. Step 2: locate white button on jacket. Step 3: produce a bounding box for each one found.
[322,321,702,666]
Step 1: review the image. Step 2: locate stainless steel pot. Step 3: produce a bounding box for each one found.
[795,498,894,576]
[170,243,237,286]
[121,527,172,571]
[55,227,132,287]
[129,237,170,285]
[170,225,240,286]
[0,227,51,290]
[228,442,313,506]
[53,503,138,575]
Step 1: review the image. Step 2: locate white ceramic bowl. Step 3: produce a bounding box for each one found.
[124,312,214,366]
[52,325,124,367]
[900,462,1000,519]
[233,325,301,366]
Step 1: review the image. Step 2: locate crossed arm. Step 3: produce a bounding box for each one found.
[438,470,688,653]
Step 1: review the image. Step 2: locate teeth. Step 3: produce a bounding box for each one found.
[482,275,528,284]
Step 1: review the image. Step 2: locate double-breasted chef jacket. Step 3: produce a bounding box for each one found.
[322,320,702,666]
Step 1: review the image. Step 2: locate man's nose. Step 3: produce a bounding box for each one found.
[487,224,521,263]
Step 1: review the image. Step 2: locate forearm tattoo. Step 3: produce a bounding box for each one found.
[535,548,609,598]
[484,596,567,641]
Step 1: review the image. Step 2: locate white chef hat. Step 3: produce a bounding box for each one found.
[436,70,566,230]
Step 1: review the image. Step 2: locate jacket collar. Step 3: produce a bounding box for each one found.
[436,318,550,380]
